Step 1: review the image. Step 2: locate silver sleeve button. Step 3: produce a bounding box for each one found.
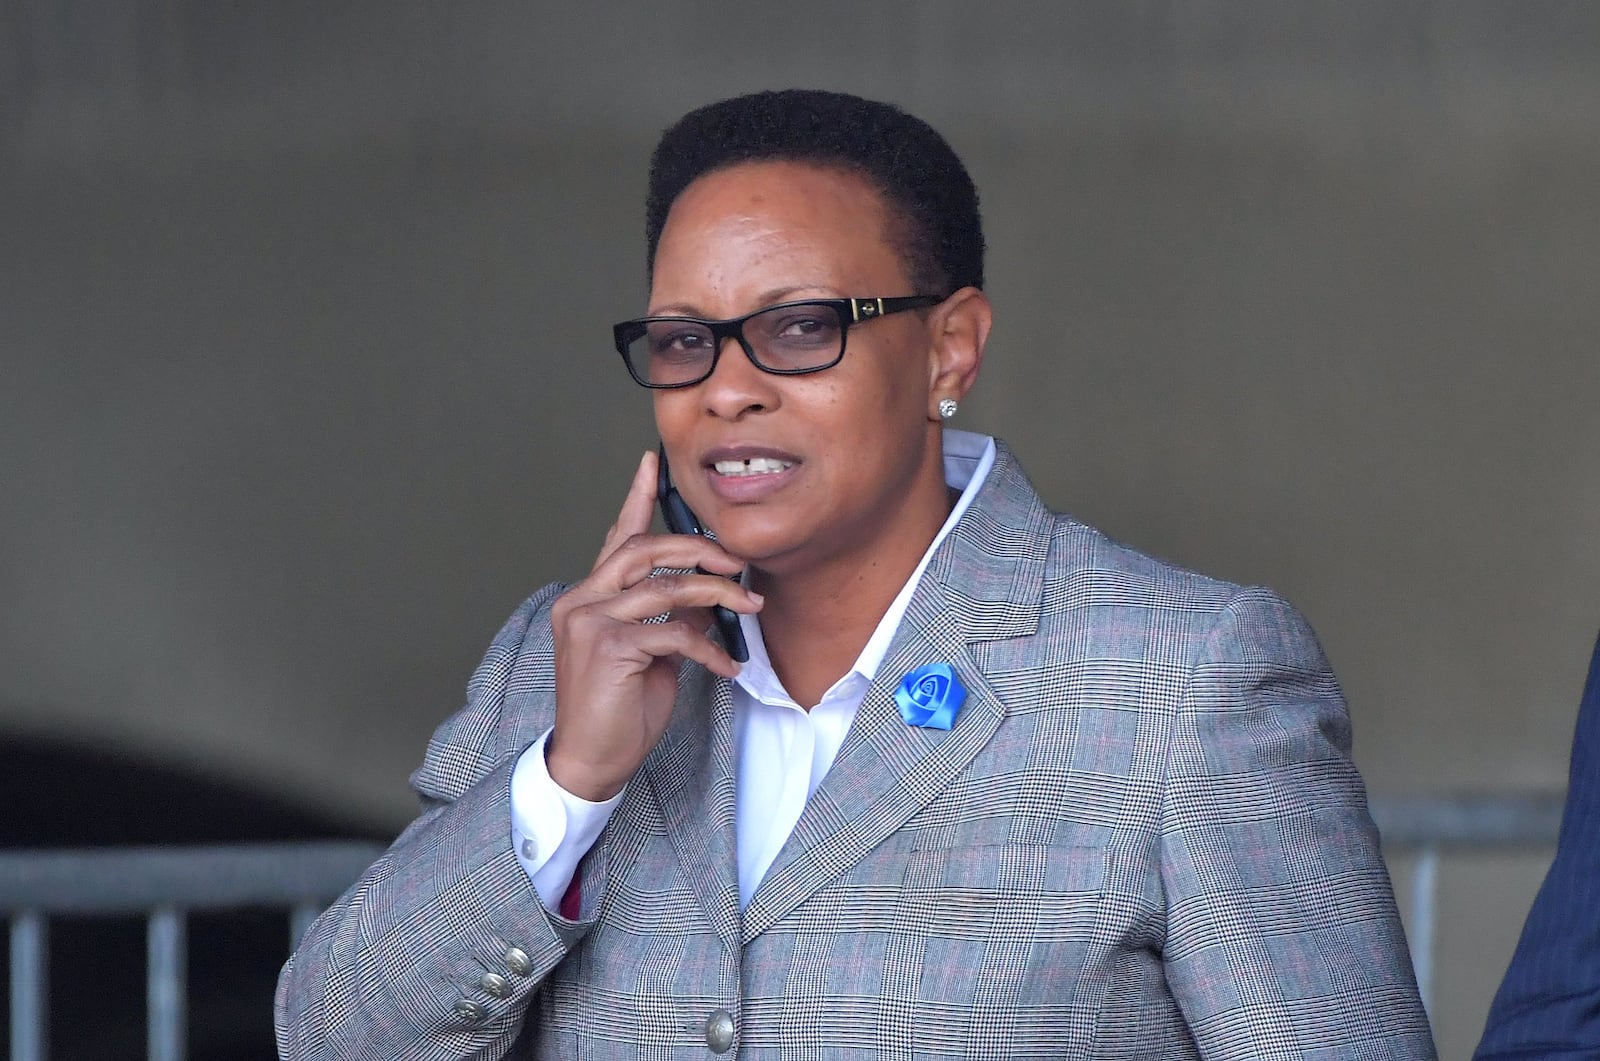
[504,945,533,976]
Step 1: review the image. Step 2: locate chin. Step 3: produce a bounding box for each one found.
[708,530,799,572]
[705,514,811,573]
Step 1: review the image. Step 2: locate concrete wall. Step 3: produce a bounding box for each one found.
[5,3,1598,1054]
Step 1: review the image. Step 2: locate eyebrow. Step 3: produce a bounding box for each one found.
[647,285,841,318]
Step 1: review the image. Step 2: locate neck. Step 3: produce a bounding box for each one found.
[750,483,955,710]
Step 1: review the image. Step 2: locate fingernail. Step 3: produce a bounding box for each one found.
[747,591,765,606]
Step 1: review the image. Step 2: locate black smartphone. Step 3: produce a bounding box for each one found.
[656,445,749,663]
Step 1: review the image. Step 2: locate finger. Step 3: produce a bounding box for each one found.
[594,451,659,572]
[630,618,743,679]
[671,604,714,633]
[588,533,745,594]
[598,573,762,625]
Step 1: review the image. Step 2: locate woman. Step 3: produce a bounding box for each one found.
[277,89,1434,1060]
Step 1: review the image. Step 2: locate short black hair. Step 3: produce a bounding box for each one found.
[645,89,984,296]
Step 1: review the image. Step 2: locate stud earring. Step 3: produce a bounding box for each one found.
[938,398,958,420]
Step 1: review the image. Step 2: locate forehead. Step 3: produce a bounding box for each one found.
[649,160,911,307]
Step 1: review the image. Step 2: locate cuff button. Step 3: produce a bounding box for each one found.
[504,945,533,976]
[453,999,487,1024]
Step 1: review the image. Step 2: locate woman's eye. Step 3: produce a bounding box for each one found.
[653,330,711,355]
[771,314,838,343]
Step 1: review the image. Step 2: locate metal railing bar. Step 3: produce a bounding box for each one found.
[0,799,1559,914]
[1370,793,1564,849]
[290,902,321,951]
[148,907,187,1061]
[0,841,385,914]
[9,911,47,1061]
[1410,845,1440,1018]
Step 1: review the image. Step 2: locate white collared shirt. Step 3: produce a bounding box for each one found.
[511,430,997,909]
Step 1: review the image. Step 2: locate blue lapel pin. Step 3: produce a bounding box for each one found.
[894,663,967,731]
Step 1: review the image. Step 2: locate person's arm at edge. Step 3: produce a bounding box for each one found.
[1475,631,1600,1060]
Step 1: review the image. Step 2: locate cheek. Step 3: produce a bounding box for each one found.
[652,392,691,439]
[810,387,922,483]
[822,349,916,413]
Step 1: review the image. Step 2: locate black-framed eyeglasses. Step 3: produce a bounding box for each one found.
[612,295,943,389]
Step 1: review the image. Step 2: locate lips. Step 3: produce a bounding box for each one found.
[700,445,802,501]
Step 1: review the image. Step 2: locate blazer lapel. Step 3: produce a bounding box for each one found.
[643,664,742,949]
[740,444,1053,942]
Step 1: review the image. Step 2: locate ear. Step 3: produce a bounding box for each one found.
[925,287,992,421]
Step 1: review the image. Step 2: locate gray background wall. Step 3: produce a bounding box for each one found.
[4,3,1598,1055]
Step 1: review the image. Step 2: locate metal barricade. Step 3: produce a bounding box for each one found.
[0,797,1569,1060]
[1,841,385,1061]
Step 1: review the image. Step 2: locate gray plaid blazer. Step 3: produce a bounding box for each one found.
[277,443,1436,1060]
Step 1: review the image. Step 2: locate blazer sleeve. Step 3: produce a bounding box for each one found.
[1475,632,1600,1060]
[1158,586,1437,1060]
[275,583,605,1061]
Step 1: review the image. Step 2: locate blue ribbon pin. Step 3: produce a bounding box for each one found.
[894,663,967,731]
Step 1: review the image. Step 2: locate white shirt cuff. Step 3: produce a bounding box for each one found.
[509,729,625,910]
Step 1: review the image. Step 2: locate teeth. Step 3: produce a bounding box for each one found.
[713,457,792,477]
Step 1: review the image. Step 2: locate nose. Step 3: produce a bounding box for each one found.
[700,334,778,420]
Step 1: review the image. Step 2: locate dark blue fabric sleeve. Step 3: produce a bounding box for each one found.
[1476,631,1600,1060]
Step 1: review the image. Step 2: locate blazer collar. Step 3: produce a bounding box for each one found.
[909,440,1050,646]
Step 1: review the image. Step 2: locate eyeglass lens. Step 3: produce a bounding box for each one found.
[629,302,845,386]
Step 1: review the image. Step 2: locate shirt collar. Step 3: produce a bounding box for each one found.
[734,430,997,706]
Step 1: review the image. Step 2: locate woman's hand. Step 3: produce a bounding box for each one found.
[546,451,762,801]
